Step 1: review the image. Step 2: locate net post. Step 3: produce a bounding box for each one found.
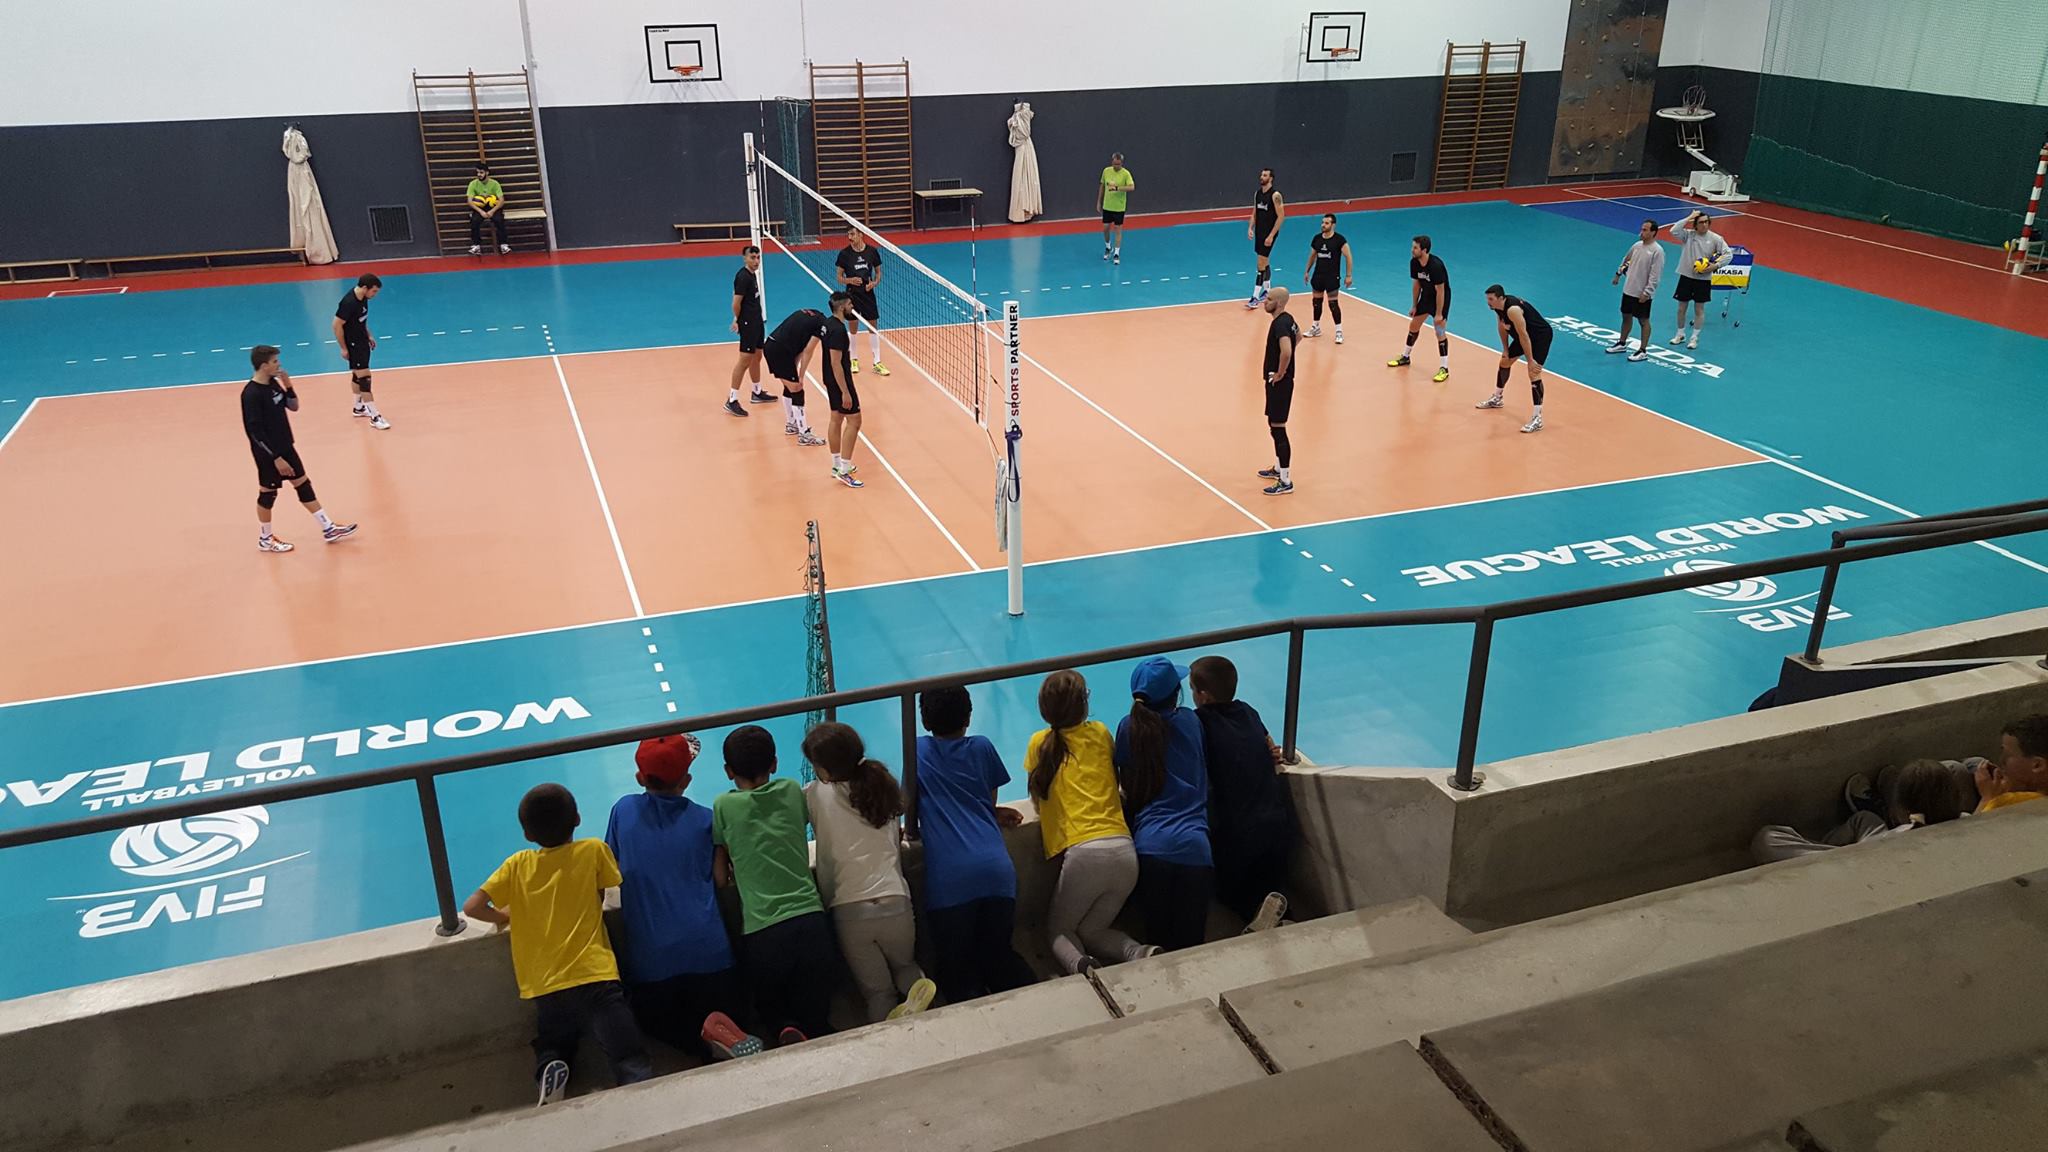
[744,132,766,318]
[1004,299,1024,617]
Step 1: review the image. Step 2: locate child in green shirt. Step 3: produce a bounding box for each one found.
[712,725,837,1044]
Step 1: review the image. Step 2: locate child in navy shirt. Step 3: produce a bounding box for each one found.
[604,734,762,1061]
[1191,655,1296,929]
[913,686,1038,1002]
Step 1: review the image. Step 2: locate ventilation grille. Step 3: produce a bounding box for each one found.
[1390,151,1418,183]
[368,205,413,244]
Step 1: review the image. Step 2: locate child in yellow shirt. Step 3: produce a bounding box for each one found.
[464,782,653,1106]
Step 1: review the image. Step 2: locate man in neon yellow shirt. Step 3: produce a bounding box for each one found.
[1098,153,1135,264]
[466,162,510,255]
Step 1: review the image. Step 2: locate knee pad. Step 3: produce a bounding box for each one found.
[353,373,372,389]
[295,480,318,503]
[256,489,278,509]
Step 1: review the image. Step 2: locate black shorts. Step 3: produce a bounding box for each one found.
[1620,292,1653,319]
[823,370,860,415]
[1505,326,1554,365]
[764,344,800,385]
[1673,276,1712,304]
[252,445,306,490]
[1411,293,1448,320]
[1101,209,1126,226]
[849,292,878,325]
[1310,273,1341,295]
[737,317,765,354]
[345,340,372,373]
[1264,376,1295,423]
[1253,238,1275,258]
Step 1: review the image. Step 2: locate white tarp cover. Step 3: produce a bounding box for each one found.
[283,127,339,264]
[1007,102,1042,223]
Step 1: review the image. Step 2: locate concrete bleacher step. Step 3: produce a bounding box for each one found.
[1782,1047,2048,1152]
[1221,802,2048,1074]
[1412,868,2048,1151]
[1007,1041,1497,1152]
[357,999,1266,1152]
[1094,896,1470,1017]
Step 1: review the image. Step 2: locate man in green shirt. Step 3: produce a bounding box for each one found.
[1098,153,1135,264]
[466,162,510,255]
[711,725,835,1044]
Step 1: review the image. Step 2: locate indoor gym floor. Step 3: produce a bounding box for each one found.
[1,179,2044,999]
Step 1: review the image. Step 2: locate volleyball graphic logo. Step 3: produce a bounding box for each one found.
[109,808,271,878]
[1667,559,1778,604]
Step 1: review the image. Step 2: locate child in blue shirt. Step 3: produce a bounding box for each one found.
[1115,657,1214,952]
[604,734,762,1061]
[913,686,1038,1002]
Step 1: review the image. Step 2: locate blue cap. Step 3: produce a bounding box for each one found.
[1130,656,1189,705]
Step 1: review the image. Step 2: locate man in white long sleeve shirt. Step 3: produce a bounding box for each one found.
[1608,219,1666,362]
[1667,210,1730,350]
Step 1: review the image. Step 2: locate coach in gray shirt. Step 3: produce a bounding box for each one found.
[1667,209,1730,351]
[1609,218,1666,362]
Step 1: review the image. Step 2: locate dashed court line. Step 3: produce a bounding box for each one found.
[1282,536,1378,603]
[62,325,533,366]
[643,627,676,713]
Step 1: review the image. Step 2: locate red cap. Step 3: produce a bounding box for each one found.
[635,734,697,788]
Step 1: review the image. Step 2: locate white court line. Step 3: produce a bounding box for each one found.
[1561,186,2033,282]
[858,429,980,571]
[1765,459,2048,579]
[0,397,41,455]
[550,351,645,617]
[1019,349,1272,532]
[0,456,1774,712]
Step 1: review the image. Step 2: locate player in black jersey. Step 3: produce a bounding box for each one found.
[762,306,832,447]
[332,273,388,429]
[815,293,865,488]
[241,345,358,552]
[1255,288,1299,495]
[1244,168,1285,308]
[726,246,774,417]
[1388,237,1450,383]
[833,229,889,377]
[1300,214,1352,344]
[1478,285,1552,434]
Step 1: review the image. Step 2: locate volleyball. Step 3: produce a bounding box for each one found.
[1693,257,1709,274]
[478,194,500,210]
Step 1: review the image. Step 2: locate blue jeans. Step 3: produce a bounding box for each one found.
[532,979,653,1086]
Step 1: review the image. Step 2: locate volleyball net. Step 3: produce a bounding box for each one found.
[743,132,1023,614]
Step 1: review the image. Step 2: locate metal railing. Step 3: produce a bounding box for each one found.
[3,500,2043,939]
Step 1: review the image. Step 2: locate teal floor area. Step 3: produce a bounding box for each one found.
[1,199,2044,999]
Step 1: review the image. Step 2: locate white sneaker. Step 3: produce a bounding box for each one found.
[1669,332,1688,346]
[537,1060,569,1106]
[1687,333,1700,350]
[369,414,391,430]
[1475,393,1504,410]
[499,244,512,255]
[468,245,481,256]
[1334,328,1345,345]
[1604,341,1628,354]
[1245,892,1288,934]
[1627,349,1647,362]
[351,404,368,418]
[1245,294,1261,309]
[1306,322,1322,337]
[1521,414,1544,433]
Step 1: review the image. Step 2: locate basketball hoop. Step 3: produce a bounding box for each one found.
[671,64,703,79]
[1329,47,1359,60]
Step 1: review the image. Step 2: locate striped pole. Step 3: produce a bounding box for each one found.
[2013,139,2047,276]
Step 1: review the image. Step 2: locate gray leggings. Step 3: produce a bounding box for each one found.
[1048,835,1148,973]
[832,896,926,1022]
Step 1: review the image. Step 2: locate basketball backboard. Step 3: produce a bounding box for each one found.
[646,24,722,83]
[1306,12,1367,63]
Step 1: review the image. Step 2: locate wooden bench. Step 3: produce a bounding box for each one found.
[501,207,547,224]
[674,220,786,243]
[1,258,82,285]
[85,247,306,278]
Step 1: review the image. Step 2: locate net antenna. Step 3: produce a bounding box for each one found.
[743,131,1025,616]
[801,519,836,780]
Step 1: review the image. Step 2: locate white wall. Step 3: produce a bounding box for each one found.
[3,1,1572,126]
[1661,0,1770,71]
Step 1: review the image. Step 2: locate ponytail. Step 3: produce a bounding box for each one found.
[802,723,902,829]
[1119,697,1168,815]
[1031,669,1091,802]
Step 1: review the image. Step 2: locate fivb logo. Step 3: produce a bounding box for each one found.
[1667,559,1850,634]
[53,806,308,939]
